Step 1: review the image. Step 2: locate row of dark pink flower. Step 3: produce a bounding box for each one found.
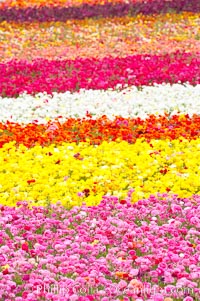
[0,193,199,300]
[0,52,199,97]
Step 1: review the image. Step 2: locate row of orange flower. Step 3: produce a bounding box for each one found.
[0,114,199,148]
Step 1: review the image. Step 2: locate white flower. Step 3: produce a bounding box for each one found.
[0,84,199,123]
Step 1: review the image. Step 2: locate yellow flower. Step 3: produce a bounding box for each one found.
[91,240,99,245]
[1,264,9,271]
[0,139,199,207]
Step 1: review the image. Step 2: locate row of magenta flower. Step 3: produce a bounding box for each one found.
[0,52,199,97]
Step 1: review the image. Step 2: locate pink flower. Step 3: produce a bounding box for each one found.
[22,274,30,281]
[69,295,79,301]
[0,193,199,299]
[129,269,139,277]
[118,280,127,290]
[128,279,143,290]
[183,297,194,301]
[22,292,29,299]
[153,294,164,301]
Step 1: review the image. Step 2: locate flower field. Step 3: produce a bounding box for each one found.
[0,0,200,300]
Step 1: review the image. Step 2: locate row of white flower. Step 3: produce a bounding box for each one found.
[1,83,200,124]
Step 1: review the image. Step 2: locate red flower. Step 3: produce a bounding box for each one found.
[22,242,29,252]
[120,199,126,204]
[82,188,90,197]
[46,152,53,156]
[74,153,84,160]
[155,258,163,264]
[160,168,168,174]
[24,225,31,231]
[2,269,9,275]
[132,255,138,261]
[27,179,36,184]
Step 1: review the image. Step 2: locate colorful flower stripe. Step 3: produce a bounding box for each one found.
[0,0,156,9]
[1,53,200,97]
[0,2,200,300]
[0,0,199,23]
[1,139,200,207]
[1,84,200,124]
[0,194,200,300]
[0,114,200,148]
[1,13,199,62]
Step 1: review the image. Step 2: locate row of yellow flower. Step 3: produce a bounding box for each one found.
[1,138,200,207]
[1,13,199,61]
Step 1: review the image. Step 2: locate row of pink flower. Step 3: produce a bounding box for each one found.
[0,52,199,97]
[0,192,199,300]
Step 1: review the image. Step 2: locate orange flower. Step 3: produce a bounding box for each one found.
[115,271,129,279]
[0,114,199,148]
